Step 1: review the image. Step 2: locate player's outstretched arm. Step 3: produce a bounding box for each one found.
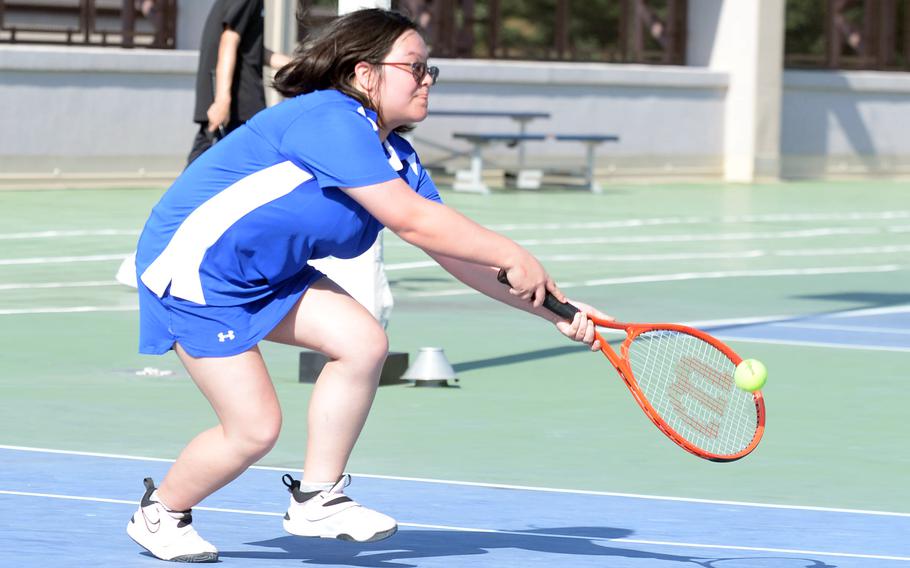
[428,253,605,351]
[342,178,561,307]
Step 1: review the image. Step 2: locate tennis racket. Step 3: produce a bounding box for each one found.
[499,270,765,462]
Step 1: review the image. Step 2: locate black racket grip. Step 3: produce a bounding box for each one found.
[497,268,579,321]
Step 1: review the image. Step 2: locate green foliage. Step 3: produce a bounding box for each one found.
[784,0,826,59]
[479,0,625,61]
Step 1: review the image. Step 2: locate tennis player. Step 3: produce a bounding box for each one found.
[126,8,604,563]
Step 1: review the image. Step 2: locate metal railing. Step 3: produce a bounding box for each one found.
[786,0,910,71]
[399,0,687,64]
[298,0,688,65]
[0,0,177,48]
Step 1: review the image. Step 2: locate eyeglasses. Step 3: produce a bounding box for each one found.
[378,61,439,85]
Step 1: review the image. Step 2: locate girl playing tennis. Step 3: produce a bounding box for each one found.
[127,8,603,562]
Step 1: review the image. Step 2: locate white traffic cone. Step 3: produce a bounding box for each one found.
[402,347,458,387]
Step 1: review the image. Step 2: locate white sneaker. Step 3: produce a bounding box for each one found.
[126,478,218,563]
[282,474,397,543]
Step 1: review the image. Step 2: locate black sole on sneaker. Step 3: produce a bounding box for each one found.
[128,534,218,563]
[337,526,398,543]
[170,552,219,563]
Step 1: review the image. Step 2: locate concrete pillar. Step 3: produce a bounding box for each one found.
[688,0,785,182]
[263,0,297,107]
[264,0,298,56]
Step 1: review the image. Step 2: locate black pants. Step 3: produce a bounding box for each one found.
[186,121,242,166]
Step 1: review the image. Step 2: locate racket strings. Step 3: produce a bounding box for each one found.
[627,331,759,457]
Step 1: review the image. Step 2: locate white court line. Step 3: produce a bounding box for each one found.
[1,445,908,518]
[0,489,907,562]
[385,251,766,271]
[828,304,910,318]
[4,213,905,242]
[714,335,910,353]
[385,260,439,270]
[0,305,137,315]
[485,211,910,231]
[776,244,910,256]
[773,322,910,335]
[682,315,795,329]
[0,280,120,291]
[3,242,907,281]
[0,229,139,240]
[692,305,910,325]
[0,253,128,266]
[385,244,909,272]
[8,266,899,316]
[386,225,910,248]
[407,265,904,298]
[386,227,883,248]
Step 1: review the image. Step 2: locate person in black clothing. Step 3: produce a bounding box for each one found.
[187,0,291,164]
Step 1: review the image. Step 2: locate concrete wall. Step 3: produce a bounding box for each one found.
[0,0,214,188]
[0,47,730,187]
[1,48,909,187]
[176,0,217,50]
[781,70,910,178]
[414,59,728,179]
[0,45,197,187]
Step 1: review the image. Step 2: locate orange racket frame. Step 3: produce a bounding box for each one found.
[584,316,765,462]
[497,270,765,462]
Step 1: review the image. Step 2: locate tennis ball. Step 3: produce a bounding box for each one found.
[734,359,767,392]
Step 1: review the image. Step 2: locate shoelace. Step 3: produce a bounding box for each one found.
[282,473,351,494]
[283,473,352,504]
[328,474,351,494]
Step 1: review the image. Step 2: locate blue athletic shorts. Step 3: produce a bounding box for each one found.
[138,267,325,358]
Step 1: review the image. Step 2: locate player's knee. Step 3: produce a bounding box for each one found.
[357,325,389,369]
[335,320,388,367]
[231,411,282,459]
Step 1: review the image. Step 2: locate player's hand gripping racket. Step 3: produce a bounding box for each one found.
[498,270,765,462]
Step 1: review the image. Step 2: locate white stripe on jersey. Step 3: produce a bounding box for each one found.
[140,161,314,305]
[384,139,419,176]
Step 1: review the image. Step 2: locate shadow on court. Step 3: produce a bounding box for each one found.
[451,345,584,372]
[795,291,910,310]
[451,334,629,372]
[218,527,838,567]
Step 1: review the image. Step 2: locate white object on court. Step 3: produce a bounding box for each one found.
[402,347,458,386]
[115,251,138,288]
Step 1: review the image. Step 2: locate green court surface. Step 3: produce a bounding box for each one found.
[1,180,908,515]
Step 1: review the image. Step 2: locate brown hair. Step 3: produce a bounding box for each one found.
[272,9,420,132]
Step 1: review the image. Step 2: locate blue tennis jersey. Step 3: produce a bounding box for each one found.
[136,90,441,307]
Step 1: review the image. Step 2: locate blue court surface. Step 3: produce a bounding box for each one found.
[701,306,910,352]
[2,446,908,567]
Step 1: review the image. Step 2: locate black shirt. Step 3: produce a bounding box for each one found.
[193,0,266,124]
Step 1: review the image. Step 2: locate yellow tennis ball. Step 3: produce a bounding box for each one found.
[734,359,767,392]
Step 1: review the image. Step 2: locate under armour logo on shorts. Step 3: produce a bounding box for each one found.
[218,330,235,342]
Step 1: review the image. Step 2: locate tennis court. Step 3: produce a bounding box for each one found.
[1,179,908,566]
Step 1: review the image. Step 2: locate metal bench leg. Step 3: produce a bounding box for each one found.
[585,142,602,193]
[513,119,541,190]
[453,142,491,194]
